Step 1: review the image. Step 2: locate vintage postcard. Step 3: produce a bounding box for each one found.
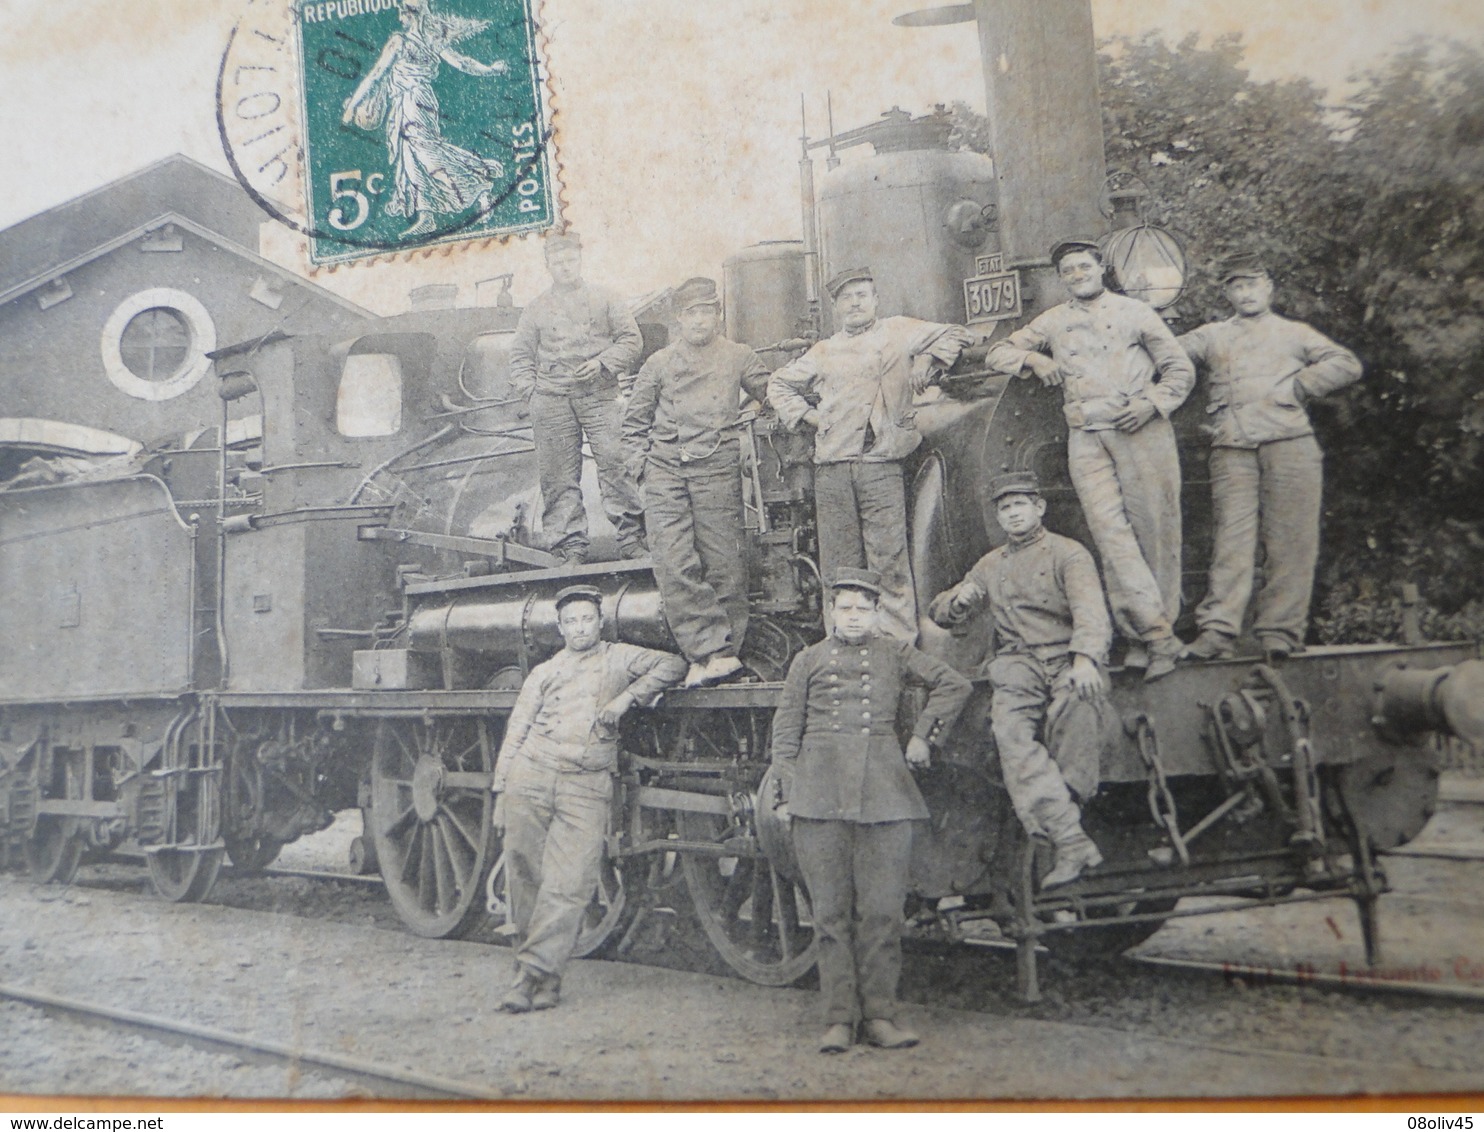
[2,0,1484,1111]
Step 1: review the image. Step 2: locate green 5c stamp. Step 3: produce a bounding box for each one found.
[294,0,553,263]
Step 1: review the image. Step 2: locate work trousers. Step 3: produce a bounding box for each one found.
[531,380,646,556]
[1067,420,1182,642]
[501,756,612,978]
[793,817,913,1025]
[1196,435,1324,651]
[813,460,916,641]
[642,448,749,663]
[987,652,1112,843]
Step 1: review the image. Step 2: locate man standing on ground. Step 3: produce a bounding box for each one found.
[621,277,770,688]
[930,472,1113,888]
[767,268,974,641]
[491,585,685,1012]
[986,239,1194,680]
[771,568,972,1053]
[508,233,648,564]
[1178,252,1363,660]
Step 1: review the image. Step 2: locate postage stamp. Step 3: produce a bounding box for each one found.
[219,0,556,267]
[298,0,555,263]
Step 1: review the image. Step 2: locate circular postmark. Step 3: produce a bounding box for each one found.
[217,0,559,266]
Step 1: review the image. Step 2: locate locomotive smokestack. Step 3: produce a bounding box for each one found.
[896,0,1106,312]
[972,0,1105,274]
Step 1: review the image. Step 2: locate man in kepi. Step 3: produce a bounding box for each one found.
[929,471,1114,889]
[508,233,648,565]
[768,268,974,641]
[770,568,971,1053]
[1178,252,1363,660]
[621,277,770,688]
[986,239,1194,680]
[491,585,685,1012]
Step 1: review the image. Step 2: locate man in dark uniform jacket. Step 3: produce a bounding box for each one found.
[770,567,972,1053]
[929,471,1114,888]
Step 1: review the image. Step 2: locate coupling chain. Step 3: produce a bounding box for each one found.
[1130,712,1190,866]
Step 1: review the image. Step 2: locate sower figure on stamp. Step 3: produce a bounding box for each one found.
[767,268,974,642]
[770,568,972,1054]
[986,239,1194,680]
[928,472,1115,889]
[491,585,685,1012]
[1178,252,1363,661]
[508,233,648,565]
[621,277,770,689]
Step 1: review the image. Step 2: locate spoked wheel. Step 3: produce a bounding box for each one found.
[677,808,817,985]
[26,817,83,885]
[147,847,225,902]
[484,842,634,958]
[224,835,283,874]
[370,717,495,939]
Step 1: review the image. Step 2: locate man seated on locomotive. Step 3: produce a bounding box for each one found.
[771,567,972,1053]
[985,239,1194,681]
[928,471,1114,889]
[490,585,686,1012]
[507,232,648,565]
[1177,252,1363,662]
[620,276,771,688]
[767,267,975,642]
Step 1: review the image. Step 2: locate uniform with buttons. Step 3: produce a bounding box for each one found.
[770,627,971,1030]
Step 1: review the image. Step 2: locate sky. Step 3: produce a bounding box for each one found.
[1,0,1480,314]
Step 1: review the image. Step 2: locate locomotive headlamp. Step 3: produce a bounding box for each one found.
[1099,178,1187,311]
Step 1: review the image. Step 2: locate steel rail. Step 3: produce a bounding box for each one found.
[0,982,505,1101]
[1127,954,1484,1004]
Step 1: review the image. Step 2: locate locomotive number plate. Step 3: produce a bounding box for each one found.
[963,269,1024,325]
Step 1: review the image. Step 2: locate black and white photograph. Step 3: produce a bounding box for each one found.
[1,0,1483,1109]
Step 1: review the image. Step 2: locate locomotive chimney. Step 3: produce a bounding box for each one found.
[895,0,1106,315]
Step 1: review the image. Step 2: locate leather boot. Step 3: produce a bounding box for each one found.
[498,967,541,1013]
[531,972,561,1011]
[861,1019,919,1049]
[1042,830,1104,888]
[819,1022,854,1053]
[1181,629,1235,661]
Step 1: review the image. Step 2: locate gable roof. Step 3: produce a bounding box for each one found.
[0,155,371,318]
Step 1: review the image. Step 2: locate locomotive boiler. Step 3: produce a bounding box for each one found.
[1,0,1480,1002]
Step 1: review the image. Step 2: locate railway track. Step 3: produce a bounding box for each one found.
[0,982,503,1101]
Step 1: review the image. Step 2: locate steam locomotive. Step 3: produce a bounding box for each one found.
[2,1,1480,1002]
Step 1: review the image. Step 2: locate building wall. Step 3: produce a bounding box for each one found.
[0,226,368,447]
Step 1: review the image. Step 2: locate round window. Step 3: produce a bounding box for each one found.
[120,307,192,382]
[100,289,217,402]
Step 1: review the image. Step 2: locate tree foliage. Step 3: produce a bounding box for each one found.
[948,32,1484,639]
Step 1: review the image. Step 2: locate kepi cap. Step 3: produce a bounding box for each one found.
[829,566,883,597]
[1218,251,1269,283]
[1049,237,1103,268]
[553,584,603,612]
[989,470,1042,501]
[672,276,721,312]
[825,267,874,299]
[545,231,582,255]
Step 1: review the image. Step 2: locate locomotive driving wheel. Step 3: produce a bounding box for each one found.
[677,807,818,986]
[146,847,225,903]
[26,816,83,886]
[370,716,495,939]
